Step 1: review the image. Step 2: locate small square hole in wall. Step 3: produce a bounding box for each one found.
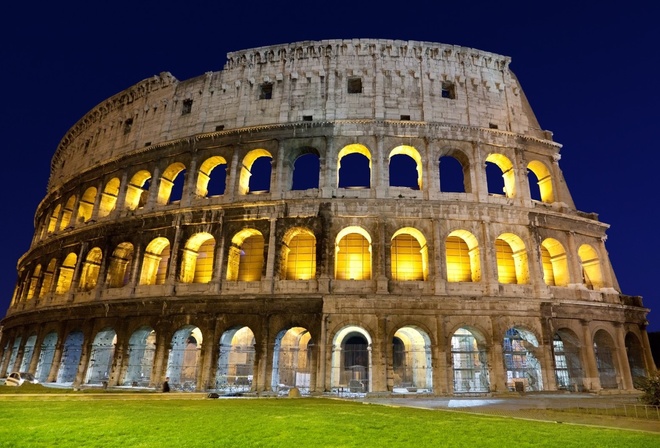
[144,142,151,147]
[302,115,313,122]
[123,118,133,135]
[347,77,362,94]
[400,115,410,121]
[259,83,273,99]
[182,99,193,115]
[489,123,498,129]
[215,125,225,131]
[441,81,456,99]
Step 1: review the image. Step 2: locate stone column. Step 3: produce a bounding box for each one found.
[580,321,600,391]
[150,327,170,389]
[614,324,633,390]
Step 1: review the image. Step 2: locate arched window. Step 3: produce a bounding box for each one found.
[439,155,467,193]
[180,233,215,284]
[47,204,61,234]
[593,330,618,389]
[39,259,57,298]
[451,327,489,393]
[335,226,371,280]
[79,247,103,291]
[282,228,316,280]
[292,152,320,190]
[98,178,120,218]
[503,328,543,391]
[239,149,272,195]
[196,156,227,198]
[391,228,428,281]
[495,233,528,284]
[527,161,554,203]
[157,163,186,205]
[105,242,134,288]
[139,238,171,285]
[389,145,422,190]
[77,187,97,223]
[59,196,76,229]
[553,329,583,391]
[125,170,152,210]
[55,253,77,294]
[578,244,604,290]
[25,265,42,300]
[485,153,516,198]
[446,230,481,282]
[540,238,569,286]
[337,144,371,188]
[227,229,265,281]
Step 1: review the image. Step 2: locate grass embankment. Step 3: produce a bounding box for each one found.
[0,397,658,447]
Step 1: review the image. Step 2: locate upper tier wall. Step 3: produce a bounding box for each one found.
[49,39,548,191]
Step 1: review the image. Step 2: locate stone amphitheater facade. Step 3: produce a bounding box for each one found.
[0,39,654,395]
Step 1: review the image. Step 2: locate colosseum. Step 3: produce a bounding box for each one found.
[0,39,655,395]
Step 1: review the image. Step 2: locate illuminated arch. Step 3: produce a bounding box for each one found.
[495,233,528,284]
[271,327,313,392]
[239,149,272,195]
[503,327,543,391]
[337,144,371,188]
[392,326,433,391]
[215,326,256,392]
[578,244,604,289]
[553,329,583,391]
[389,145,423,190]
[540,238,569,286]
[527,160,554,203]
[98,177,120,218]
[25,264,42,300]
[157,162,186,205]
[166,326,203,388]
[226,229,264,281]
[451,327,490,393]
[79,247,103,291]
[39,259,57,298]
[330,325,373,392]
[124,327,156,386]
[59,196,76,229]
[180,233,215,284]
[125,170,152,210]
[391,227,428,281]
[196,156,227,197]
[446,230,481,282]
[85,328,117,384]
[106,242,134,288]
[47,204,61,234]
[281,227,316,280]
[486,153,516,198]
[335,226,372,280]
[55,252,77,294]
[139,237,171,285]
[77,187,97,223]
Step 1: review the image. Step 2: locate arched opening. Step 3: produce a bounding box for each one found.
[166,326,202,390]
[335,227,372,280]
[439,155,467,193]
[85,328,117,385]
[157,163,186,205]
[55,253,77,294]
[124,327,156,387]
[553,329,584,391]
[139,238,171,285]
[451,327,490,393]
[446,230,481,282]
[625,333,647,388]
[503,327,543,392]
[485,153,516,197]
[391,228,428,281]
[6,337,22,375]
[79,247,103,291]
[26,265,41,300]
[105,242,134,288]
[331,326,372,393]
[593,330,618,389]
[98,177,121,218]
[541,238,569,287]
[47,204,61,233]
[292,152,320,190]
[527,160,554,203]
[77,187,97,223]
[389,145,422,190]
[226,229,264,282]
[391,326,432,392]
[180,233,215,284]
[35,332,57,382]
[39,259,57,298]
[215,326,255,393]
[337,144,371,188]
[271,327,313,394]
[495,233,528,284]
[57,331,84,384]
[196,156,227,197]
[239,149,272,195]
[19,335,37,372]
[282,228,316,280]
[578,244,604,290]
[59,196,76,230]
[125,170,152,210]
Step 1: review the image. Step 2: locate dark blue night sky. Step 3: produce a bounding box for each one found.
[2,2,659,330]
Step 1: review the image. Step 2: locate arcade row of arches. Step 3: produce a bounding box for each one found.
[13,225,608,305]
[1,322,648,394]
[36,143,557,242]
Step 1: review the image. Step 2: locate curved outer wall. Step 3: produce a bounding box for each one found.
[0,39,654,395]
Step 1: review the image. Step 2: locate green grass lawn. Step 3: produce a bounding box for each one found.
[0,397,657,447]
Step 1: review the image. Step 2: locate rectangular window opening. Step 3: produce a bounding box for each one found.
[347,77,362,94]
[259,83,273,100]
[441,81,456,99]
[489,123,499,129]
[215,125,225,131]
[302,115,313,122]
[182,99,193,115]
[400,115,410,121]
[123,118,133,135]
